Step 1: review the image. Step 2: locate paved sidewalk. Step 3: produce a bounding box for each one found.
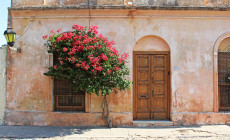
[0,125,230,139]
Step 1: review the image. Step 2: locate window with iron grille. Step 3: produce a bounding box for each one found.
[53,53,85,112]
[218,52,230,112]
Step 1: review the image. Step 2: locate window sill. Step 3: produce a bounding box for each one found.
[218,111,230,114]
[53,111,87,114]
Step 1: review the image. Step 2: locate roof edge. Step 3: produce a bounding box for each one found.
[9,5,230,11]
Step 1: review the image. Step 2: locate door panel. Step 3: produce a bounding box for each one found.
[155,56,165,68]
[136,55,151,119]
[134,52,170,120]
[151,55,168,120]
[138,70,149,81]
[137,83,149,111]
[153,84,165,96]
[138,56,150,68]
[154,70,165,81]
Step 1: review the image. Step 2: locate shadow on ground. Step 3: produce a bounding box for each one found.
[1,125,229,139]
[0,125,203,139]
[0,126,95,139]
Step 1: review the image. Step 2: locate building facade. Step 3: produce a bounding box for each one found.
[5,0,230,126]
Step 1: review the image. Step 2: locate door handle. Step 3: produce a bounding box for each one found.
[152,90,154,96]
[140,95,148,98]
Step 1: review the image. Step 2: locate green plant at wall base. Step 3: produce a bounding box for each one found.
[43,24,131,127]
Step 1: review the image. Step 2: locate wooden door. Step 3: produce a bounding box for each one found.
[134,52,170,120]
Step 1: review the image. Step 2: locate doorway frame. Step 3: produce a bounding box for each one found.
[133,51,171,120]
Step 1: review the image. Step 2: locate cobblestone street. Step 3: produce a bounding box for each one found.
[0,125,230,139]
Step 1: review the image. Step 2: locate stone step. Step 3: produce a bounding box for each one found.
[133,120,173,127]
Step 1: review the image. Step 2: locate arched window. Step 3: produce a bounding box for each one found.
[218,38,230,112]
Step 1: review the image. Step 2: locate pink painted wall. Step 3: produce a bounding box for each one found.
[6,8,230,126]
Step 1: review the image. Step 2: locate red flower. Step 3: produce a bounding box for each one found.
[72,25,84,31]
[114,66,120,71]
[71,57,76,63]
[91,69,97,75]
[75,63,81,67]
[124,53,129,58]
[50,30,55,34]
[89,26,99,35]
[84,65,90,70]
[54,65,57,69]
[95,66,103,71]
[112,47,118,55]
[56,37,62,42]
[90,25,98,29]
[87,46,94,50]
[77,46,84,52]
[100,53,108,61]
[42,35,48,40]
[57,29,61,33]
[63,47,68,52]
[49,35,53,39]
[107,70,112,75]
[110,41,115,45]
[74,40,81,45]
[118,55,127,63]
[83,35,88,38]
[60,61,63,65]
[81,61,86,67]
[83,39,90,44]
[68,32,74,38]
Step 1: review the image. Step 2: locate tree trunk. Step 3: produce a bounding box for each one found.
[101,95,112,128]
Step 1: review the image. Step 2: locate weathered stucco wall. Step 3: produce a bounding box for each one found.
[0,45,7,125]
[11,0,230,7]
[6,9,230,126]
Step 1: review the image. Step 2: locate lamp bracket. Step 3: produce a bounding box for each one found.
[9,47,21,53]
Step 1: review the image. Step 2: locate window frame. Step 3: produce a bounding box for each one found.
[214,33,230,113]
[53,79,86,112]
[47,53,91,113]
[218,52,230,112]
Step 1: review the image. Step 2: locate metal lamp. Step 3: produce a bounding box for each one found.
[4,28,16,47]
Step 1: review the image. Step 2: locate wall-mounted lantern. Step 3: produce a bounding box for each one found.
[4,27,20,52]
[4,28,16,47]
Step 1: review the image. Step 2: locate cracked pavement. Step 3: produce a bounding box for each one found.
[0,125,230,139]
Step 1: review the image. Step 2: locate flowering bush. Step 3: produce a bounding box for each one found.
[43,25,131,96]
